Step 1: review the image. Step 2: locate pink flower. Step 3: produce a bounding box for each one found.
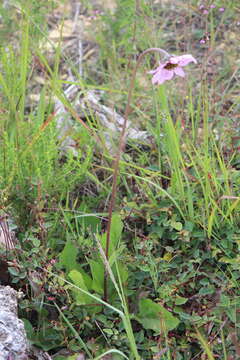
[149,54,197,85]
[219,7,225,12]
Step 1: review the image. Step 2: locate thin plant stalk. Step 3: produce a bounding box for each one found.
[104,48,170,301]
[195,327,215,360]
[54,302,93,359]
[45,269,139,359]
[220,327,227,360]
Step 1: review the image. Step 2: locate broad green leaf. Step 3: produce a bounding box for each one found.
[108,243,126,267]
[101,213,123,256]
[89,259,104,294]
[58,239,92,288]
[116,262,128,284]
[175,295,188,305]
[137,298,179,333]
[58,239,78,273]
[226,308,236,323]
[170,220,183,231]
[68,270,92,305]
[22,318,34,340]
[8,267,20,276]
[76,209,101,233]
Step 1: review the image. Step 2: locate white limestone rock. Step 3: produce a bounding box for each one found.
[0,286,29,360]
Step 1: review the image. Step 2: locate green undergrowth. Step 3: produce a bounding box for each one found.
[0,0,240,359]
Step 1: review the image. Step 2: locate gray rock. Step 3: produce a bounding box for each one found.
[0,286,29,360]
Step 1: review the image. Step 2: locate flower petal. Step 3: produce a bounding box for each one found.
[161,69,175,80]
[175,54,197,66]
[152,69,174,84]
[152,72,162,84]
[174,66,185,77]
[148,62,165,74]
[148,69,157,75]
[148,53,197,85]
[169,57,178,64]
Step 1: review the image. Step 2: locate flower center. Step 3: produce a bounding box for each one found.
[164,62,179,70]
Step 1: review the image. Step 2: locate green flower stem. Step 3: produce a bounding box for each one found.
[104,48,171,302]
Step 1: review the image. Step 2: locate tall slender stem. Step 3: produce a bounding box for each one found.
[104,48,170,302]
